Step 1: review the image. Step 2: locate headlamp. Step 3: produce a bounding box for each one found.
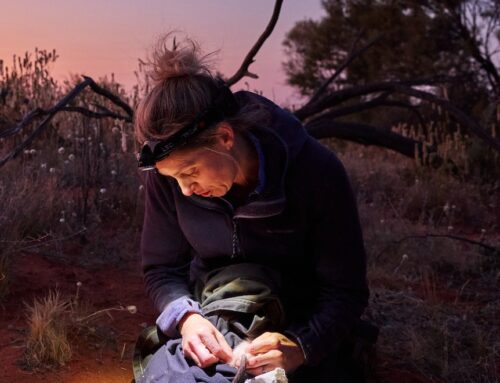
[137,83,238,171]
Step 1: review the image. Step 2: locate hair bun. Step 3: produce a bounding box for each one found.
[146,33,213,85]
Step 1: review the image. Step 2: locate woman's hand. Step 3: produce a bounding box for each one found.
[179,313,233,368]
[243,332,305,375]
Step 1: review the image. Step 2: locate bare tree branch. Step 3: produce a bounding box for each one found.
[295,75,454,121]
[62,106,131,122]
[0,76,133,168]
[293,73,500,154]
[0,106,131,140]
[311,92,426,127]
[305,119,429,159]
[308,33,383,105]
[226,0,283,86]
[84,76,133,117]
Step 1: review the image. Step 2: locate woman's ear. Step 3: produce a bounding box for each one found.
[215,122,235,151]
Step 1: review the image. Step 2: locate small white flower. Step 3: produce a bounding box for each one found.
[380,219,385,224]
[59,217,65,223]
[443,202,450,213]
[126,305,137,314]
[99,188,107,194]
[402,254,408,261]
[29,149,37,154]
[480,228,486,234]
[447,225,454,231]
[121,133,127,152]
[41,163,47,169]
[24,149,30,155]
[138,185,144,192]
[68,154,75,161]
[76,281,82,287]
[49,167,56,173]
[58,147,65,155]
[111,170,117,176]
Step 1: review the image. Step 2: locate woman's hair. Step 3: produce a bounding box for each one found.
[134,33,269,149]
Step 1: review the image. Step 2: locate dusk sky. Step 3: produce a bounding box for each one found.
[0,0,324,106]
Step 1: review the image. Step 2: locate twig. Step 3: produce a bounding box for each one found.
[394,234,499,256]
[120,342,127,361]
[0,233,51,244]
[226,0,283,86]
[11,228,87,254]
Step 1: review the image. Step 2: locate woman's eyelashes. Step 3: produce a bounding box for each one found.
[181,168,198,177]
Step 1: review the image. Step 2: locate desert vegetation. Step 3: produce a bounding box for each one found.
[1,1,499,382]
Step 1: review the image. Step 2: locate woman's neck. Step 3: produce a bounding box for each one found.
[233,134,259,194]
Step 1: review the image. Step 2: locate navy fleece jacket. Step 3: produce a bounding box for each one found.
[140,91,369,366]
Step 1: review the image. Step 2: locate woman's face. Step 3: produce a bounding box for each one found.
[155,125,241,198]
[155,144,239,198]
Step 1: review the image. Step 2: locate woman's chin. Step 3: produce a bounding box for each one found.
[211,190,225,198]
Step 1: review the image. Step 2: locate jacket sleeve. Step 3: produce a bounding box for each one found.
[285,150,369,366]
[140,171,202,337]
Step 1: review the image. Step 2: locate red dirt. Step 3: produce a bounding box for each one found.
[0,251,155,383]
[0,250,440,383]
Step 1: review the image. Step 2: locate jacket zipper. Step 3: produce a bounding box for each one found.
[231,218,241,258]
[187,195,244,259]
[206,196,241,259]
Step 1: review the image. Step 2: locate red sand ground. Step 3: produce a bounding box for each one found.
[0,250,437,383]
[0,250,156,383]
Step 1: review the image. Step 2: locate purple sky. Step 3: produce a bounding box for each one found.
[1,0,324,106]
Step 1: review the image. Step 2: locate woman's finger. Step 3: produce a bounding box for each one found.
[248,333,280,354]
[188,338,218,367]
[200,331,231,363]
[247,349,282,368]
[214,330,233,362]
[246,362,280,376]
[183,342,202,367]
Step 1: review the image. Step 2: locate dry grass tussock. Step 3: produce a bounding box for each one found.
[23,285,138,370]
[24,290,72,369]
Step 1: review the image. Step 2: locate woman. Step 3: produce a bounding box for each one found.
[134,35,371,383]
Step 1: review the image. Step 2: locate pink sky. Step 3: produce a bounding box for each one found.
[0,0,324,107]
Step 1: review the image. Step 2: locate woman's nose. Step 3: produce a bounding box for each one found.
[178,179,194,196]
